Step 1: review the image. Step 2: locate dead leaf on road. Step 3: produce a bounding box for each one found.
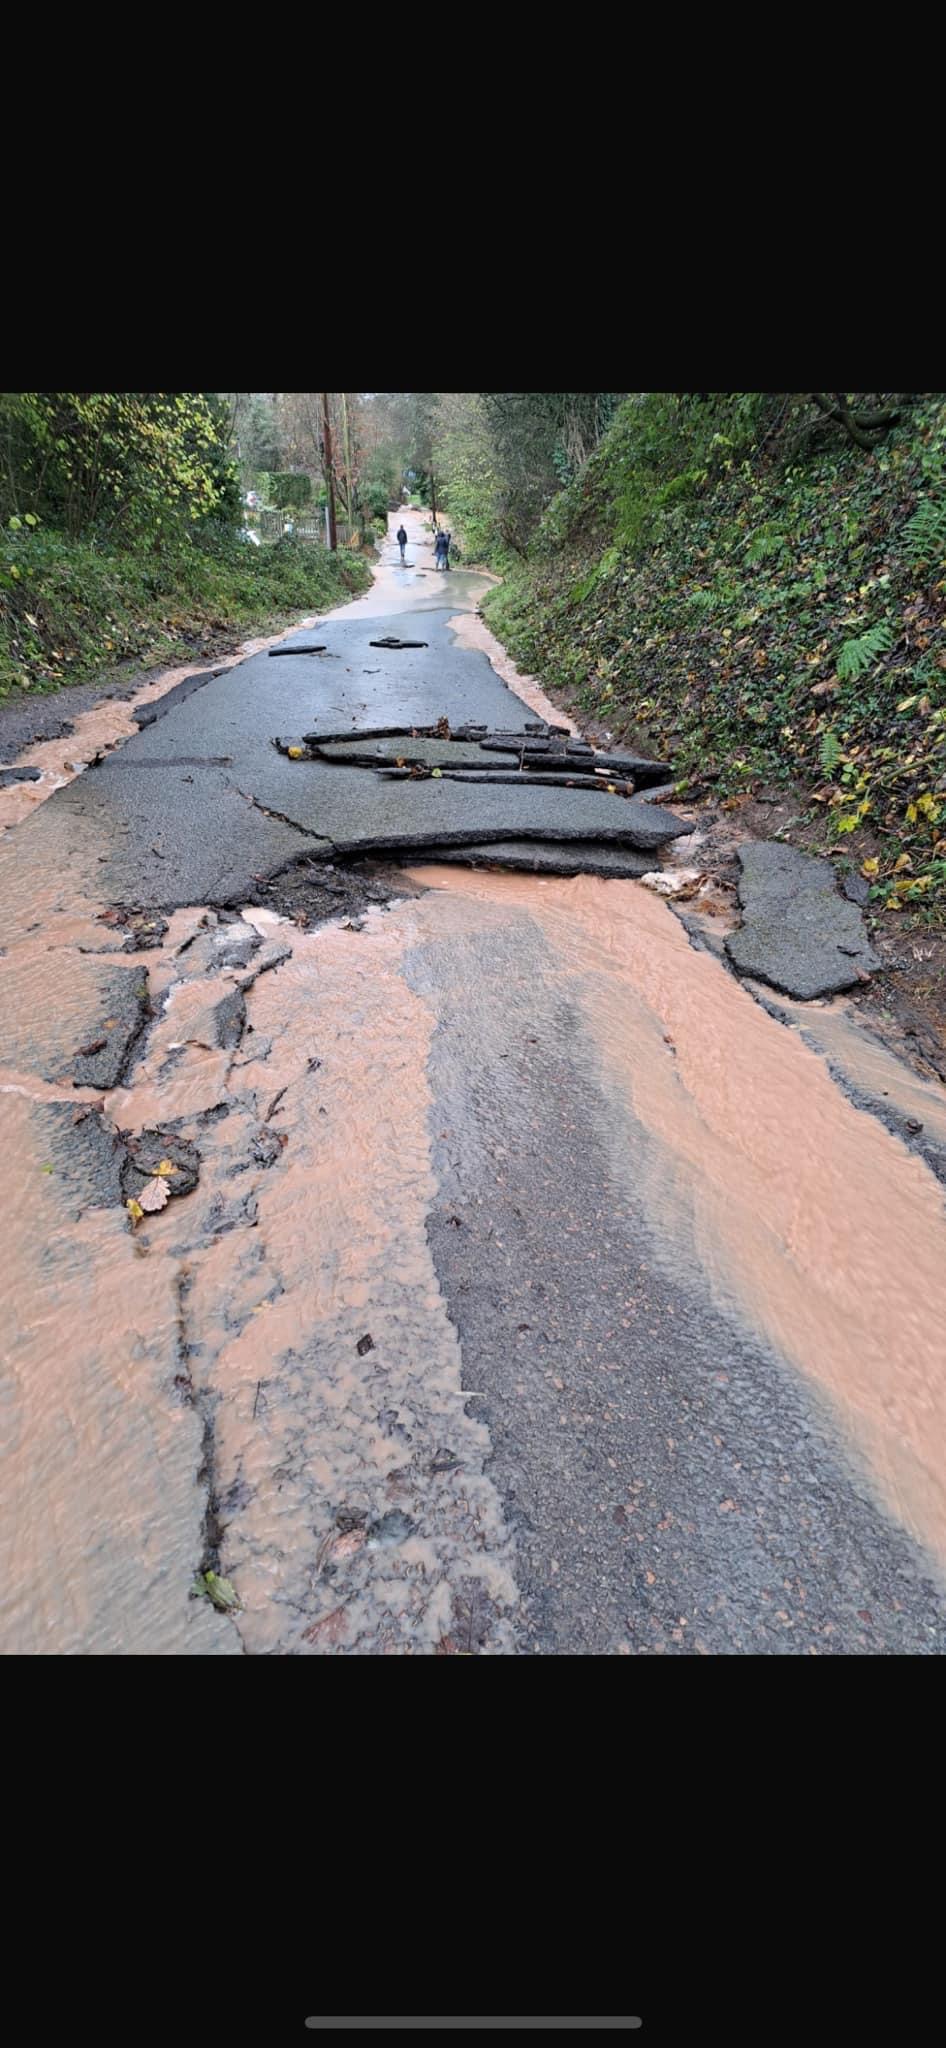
[302,1607,348,1646]
[137,1178,170,1213]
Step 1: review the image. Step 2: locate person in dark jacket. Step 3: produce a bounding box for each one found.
[396,522,408,564]
[442,530,452,570]
[434,529,447,570]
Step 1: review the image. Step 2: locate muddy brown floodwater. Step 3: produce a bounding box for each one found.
[408,867,946,1567]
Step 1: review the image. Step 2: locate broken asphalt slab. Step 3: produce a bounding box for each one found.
[251,766,693,858]
[132,668,223,727]
[408,840,652,878]
[36,611,689,905]
[47,760,332,907]
[725,841,881,999]
[0,947,151,1087]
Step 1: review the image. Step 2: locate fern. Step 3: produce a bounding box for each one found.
[746,529,790,566]
[904,497,946,569]
[820,730,841,775]
[836,621,894,681]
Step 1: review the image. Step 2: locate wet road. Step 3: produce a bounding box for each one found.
[3,508,946,1654]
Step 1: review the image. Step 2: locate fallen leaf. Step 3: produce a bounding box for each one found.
[287,746,304,760]
[77,1037,107,1057]
[153,1159,178,1178]
[126,1198,144,1224]
[302,1606,348,1646]
[194,1571,241,1612]
[137,1177,170,1213]
[861,858,880,878]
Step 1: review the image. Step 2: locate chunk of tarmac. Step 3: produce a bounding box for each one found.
[292,775,693,857]
[725,841,881,999]
[406,840,652,878]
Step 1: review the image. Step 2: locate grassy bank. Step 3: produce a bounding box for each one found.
[0,528,372,700]
[480,395,946,914]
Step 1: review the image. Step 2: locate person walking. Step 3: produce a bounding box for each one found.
[442,530,452,571]
[434,529,448,571]
[396,521,408,565]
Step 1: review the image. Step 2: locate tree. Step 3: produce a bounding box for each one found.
[480,393,622,551]
[226,394,282,477]
[432,393,501,558]
[808,393,901,451]
[0,392,239,542]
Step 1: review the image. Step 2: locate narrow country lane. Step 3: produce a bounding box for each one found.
[3,508,946,1654]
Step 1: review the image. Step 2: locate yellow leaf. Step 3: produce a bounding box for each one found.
[892,853,913,874]
[861,858,879,878]
[897,697,917,713]
[154,1159,178,1178]
[606,783,617,794]
[885,897,903,911]
[432,768,442,778]
[287,746,304,760]
[126,1198,144,1224]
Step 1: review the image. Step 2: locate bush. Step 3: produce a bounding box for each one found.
[0,392,239,545]
[265,473,313,512]
[0,524,371,698]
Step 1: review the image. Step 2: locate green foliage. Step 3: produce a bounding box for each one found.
[0,525,370,698]
[835,621,894,680]
[820,729,841,775]
[904,496,946,569]
[266,472,312,511]
[481,391,946,903]
[479,393,622,552]
[746,527,791,567]
[431,393,504,563]
[358,477,391,524]
[0,392,239,546]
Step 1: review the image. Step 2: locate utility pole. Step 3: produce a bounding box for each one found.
[320,393,337,552]
[341,391,355,537]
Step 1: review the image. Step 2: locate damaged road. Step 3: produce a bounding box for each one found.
[2,506,946,1656]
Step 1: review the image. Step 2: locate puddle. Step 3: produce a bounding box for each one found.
[320,509,495,622]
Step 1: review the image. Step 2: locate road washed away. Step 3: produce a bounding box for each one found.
[2,507,946,1654]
